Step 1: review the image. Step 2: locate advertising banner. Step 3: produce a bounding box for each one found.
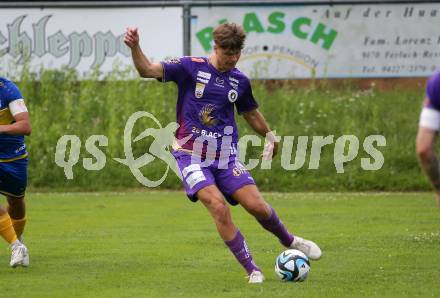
[191,4,440,78]
[0,7,183,78]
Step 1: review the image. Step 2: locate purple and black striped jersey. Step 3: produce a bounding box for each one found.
[0,77,27,161]
[161,56,258,156]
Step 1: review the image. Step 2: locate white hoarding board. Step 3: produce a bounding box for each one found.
[191,4,440,79]
[0,8,183,78]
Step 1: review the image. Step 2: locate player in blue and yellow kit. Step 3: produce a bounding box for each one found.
[0,77,31,267]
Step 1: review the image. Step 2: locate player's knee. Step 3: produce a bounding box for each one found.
[211,200,230,224]
[416,142,434,161]
[7,196,25,216]
[7,196,24,207]
[248,201,270,218]
[240,192,269,217]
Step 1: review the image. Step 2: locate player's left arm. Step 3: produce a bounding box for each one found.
[242,108,279,158]
[0,99,31,136]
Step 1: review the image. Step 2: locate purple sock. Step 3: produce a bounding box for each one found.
[224,230,260,275]
[257,206,294,247]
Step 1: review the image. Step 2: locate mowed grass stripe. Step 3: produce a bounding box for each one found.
[1,192,439,298]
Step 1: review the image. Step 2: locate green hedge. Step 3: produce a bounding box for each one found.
[17,68,429,191]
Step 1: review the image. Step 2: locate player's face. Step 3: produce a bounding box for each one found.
[215,46,241,72]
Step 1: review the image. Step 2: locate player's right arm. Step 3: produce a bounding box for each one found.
[0,81,31,136]
[124,27,163,79]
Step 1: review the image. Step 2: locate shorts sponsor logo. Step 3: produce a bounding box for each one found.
[186,170,206,189]
[182,164,201,178]
[232,167,242,177]
[232,162,247,177]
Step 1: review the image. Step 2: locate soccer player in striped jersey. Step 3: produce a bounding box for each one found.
[417,70,440,208]
[124,23,321,283]
[0,77,31,267]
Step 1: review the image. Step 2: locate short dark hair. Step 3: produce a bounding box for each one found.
[213,23,246,52]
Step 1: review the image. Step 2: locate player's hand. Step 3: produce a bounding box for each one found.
[262,131,279,160]
[262,141,279,160]
[124,27,140,49]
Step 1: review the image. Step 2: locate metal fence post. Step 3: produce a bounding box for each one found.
[182,2,191,56]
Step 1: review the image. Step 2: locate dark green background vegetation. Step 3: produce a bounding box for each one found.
[18,68,428,191]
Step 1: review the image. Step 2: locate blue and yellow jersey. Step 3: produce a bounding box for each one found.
[0,77,28,162]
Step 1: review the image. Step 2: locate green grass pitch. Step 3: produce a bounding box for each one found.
[1,191,439,297]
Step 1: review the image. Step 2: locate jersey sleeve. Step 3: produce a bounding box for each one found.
[235,78,259,115]
[2,80,23,105]
[426,71,440,110]
[0,80,24,124]
[160,57,192,84]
